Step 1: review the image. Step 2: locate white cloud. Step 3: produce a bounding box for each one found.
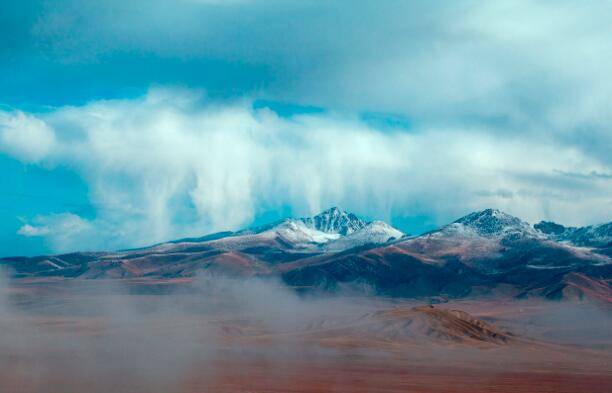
[2,88,610,252]
[0,111,56,163]
[17,224,50,237]
[17,213,94,253]
[25,1,612,166]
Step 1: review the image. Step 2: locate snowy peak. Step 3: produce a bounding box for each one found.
[300,207,367,235]
[535,220,612,247]
[449,209,538,239]
[253,208,402,251]
[443,210,610,245]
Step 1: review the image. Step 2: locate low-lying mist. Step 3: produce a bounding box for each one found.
[0,271,610,393]
[0,272,385,393]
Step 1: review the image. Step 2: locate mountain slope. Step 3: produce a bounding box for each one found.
[325,221,404,251]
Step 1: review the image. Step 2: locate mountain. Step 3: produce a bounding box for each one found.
[282,209,611,301]
[1,208,610,303]
[227,207,399,252]
[300,207,367,235]
[160,207,370,251]
[443,208,541,240]
[535,220,612,247]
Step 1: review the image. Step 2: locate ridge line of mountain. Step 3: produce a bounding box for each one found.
[2,207,611,259]
[1,207,610,303]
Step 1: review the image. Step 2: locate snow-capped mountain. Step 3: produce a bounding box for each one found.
[535,221,612,247]
[216,207,400,251]
[438,208,540,240]
[276,208,400,250]
[325,221,404,251]
[300,207,367,235]
[2,207,610,303]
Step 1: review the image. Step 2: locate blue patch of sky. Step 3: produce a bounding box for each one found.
[390,215,439,237]
[252,99,325,117]
[357,210,438,237]
[0,155,93,257]
[360,112,412,131]
[0,52,274,108]
[249,205,295,229]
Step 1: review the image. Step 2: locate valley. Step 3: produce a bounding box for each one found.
[0,277,610,393]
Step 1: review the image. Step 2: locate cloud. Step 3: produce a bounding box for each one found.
[16,213,94,252]
[0,111,56,162]
[553,170,612,181]
[17,224,50,237]
[1,87,610,252]
[8,3,612,119]
[2,0,605,171]
[475,189,515,199]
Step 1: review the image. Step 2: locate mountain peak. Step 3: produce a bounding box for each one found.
[455,208,519,224]
[301,207,367,235]
[452,208,536,238]
[316,206,343,217]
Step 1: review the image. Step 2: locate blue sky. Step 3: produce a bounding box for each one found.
[1,0,611,256]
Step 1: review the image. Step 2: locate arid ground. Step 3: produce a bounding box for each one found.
[1,278,610,393]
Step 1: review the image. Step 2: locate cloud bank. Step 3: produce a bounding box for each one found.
[10,0,608,164]
[1,88,610,252]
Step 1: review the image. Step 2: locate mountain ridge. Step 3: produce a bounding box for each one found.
[116,208,611,255]
[1,207,610,303]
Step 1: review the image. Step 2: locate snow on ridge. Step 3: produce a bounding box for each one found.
[273,220,341,244]
[325,220,404,251]
[247,209,404,251]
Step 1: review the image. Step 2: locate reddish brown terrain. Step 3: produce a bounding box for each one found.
[0,277,610,393]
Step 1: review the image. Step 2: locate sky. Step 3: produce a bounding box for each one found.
[0,0,611,256]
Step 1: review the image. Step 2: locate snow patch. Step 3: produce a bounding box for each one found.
[325,221,404,251]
